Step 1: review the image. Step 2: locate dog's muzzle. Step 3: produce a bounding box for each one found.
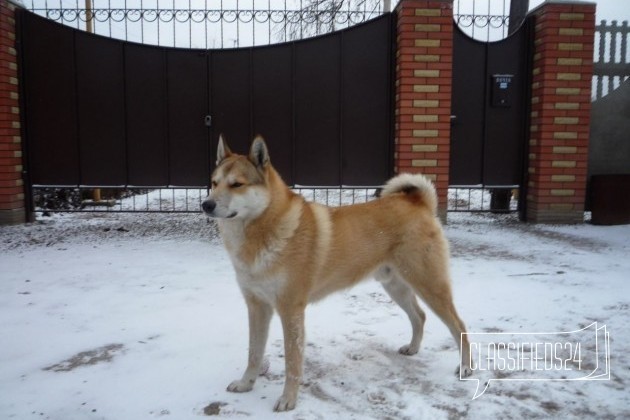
[201,199,237,218]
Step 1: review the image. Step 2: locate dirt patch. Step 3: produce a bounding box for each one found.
[203,402,227,416]
[0,213,219,251]
[43,343,124,372]
[520,226,606,252]
[450,239,533,262]
[540,400,561,413]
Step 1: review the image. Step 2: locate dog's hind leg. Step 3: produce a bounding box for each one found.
[227,293,273,393]
[395,261,472,377]
[375,267,426,355]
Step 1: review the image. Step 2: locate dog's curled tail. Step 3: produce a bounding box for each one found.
[380,173,438,215]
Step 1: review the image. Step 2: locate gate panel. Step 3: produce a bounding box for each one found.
[211,50,252,159]
[20,11,393,191]
[450,33,485,186]
[450,22,530,188]
[483,30,529,186]
[75,32,127,186]
[21,15,79,185]
[125,44,169,186]
[166,50,209,186]
[341,16,393,185]
[252,45,294,185]
[295,35,341,186]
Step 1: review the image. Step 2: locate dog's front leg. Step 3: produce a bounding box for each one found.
[274,305,305,412]
[227,293,273,393]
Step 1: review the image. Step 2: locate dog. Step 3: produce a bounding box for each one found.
[202,135,472,412]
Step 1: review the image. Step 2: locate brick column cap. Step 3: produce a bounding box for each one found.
[395,0,453,9]
[529,0,596,15]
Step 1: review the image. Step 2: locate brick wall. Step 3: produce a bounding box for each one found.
[526,1,595,223]
[0,0,26,225]
[394,0,453,221]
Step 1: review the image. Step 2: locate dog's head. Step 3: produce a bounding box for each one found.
[201,135,272,220]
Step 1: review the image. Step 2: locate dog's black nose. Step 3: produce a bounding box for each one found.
[202,200,216,214]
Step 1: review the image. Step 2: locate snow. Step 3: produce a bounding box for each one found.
[1,211,629,419]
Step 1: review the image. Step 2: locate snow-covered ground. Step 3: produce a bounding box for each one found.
[1,211,628,419]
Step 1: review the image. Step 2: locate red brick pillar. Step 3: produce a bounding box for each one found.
[526,1,595,223]
[394,0,453,221]
[0,0,27,225]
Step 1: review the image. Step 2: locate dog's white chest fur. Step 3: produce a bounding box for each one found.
[235,273,287,305]
[219,201,302,304]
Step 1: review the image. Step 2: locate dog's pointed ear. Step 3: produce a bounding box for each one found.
[249,136,270,169]
[216,134,232,166]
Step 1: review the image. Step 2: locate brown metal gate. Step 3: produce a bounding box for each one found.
[18,10,394,190]
[449,18,532,215]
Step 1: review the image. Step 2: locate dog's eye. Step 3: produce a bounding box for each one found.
[230,182,243,189]
[211,181,218,188]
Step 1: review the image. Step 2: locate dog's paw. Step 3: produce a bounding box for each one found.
[455,365,473,378]
[273,394,297,412]
[227,379,254,393]
[398,344,419,356]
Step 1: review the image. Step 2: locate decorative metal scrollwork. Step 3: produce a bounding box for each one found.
[30,5,383,48]
[38,8,375,27]
[455,14,510,30]
[454,13,525,42]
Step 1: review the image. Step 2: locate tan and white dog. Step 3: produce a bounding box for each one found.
[202,136,472,412]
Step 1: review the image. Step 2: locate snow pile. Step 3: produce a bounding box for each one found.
[1,212,628,419]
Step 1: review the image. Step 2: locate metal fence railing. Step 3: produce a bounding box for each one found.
[24,0,385,48]
[448,187,520,213]
[32,186,522,214]
[32,187,380,214]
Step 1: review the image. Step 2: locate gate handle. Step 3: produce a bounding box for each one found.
[204,115,212,127]
[450,115,457,124]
